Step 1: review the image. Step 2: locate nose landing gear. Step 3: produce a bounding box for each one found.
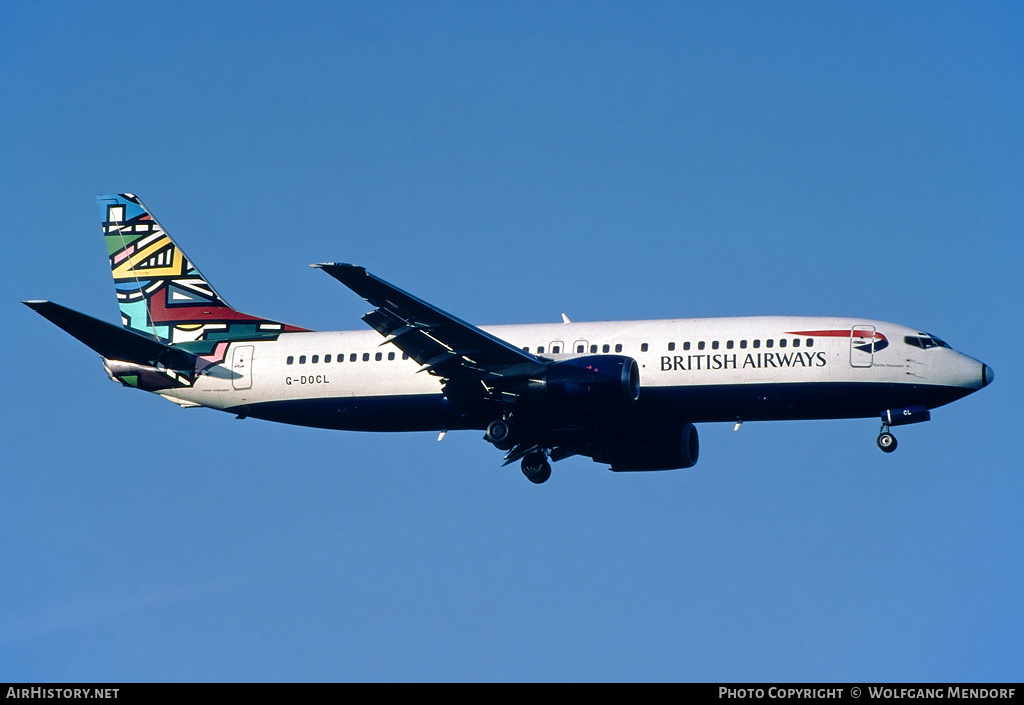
[877,423,897,453]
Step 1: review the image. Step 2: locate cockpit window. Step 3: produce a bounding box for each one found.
[904,335,951,350]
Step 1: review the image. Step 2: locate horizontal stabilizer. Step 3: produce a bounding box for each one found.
[24,300,198,370]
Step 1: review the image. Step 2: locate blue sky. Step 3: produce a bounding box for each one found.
[2,1,1021,682]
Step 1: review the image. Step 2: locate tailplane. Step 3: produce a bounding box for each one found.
[99,193,308,344]
[23,300,198,370]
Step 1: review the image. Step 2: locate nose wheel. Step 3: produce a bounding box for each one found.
[877,424,897,453]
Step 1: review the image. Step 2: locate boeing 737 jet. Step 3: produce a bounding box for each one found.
[24,194,994,483]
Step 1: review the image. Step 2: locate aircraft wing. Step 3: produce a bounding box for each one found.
[313,263,546,381]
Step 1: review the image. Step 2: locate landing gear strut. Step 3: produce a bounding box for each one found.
[877,423,897,453]
[521,451,552,484]
[485,415,553,483]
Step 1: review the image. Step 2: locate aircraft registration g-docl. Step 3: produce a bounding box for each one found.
[25,194,994,484]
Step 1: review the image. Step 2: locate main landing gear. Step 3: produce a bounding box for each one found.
[484,416,553,484]
[877,423,898,453]
[484,418,514,450]
[521,451,552,484]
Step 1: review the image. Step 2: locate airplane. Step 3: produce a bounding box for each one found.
[24,194,994,484]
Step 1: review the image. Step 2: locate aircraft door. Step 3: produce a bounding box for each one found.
[231,344,254,390]
[850,326,875,368]
[572,340,589,355]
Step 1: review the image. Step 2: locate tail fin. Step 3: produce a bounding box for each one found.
[99,194,309,345]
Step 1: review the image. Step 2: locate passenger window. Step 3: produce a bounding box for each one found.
[683,342,691,351]
[402,353,409,360]
[375,352,383,361]
[590,345,598,353]
[337,354,343,362]
[779,339,786,348]
[287,356,294,365]
[698,341,706,350]
[350,353,357,362]
[603,344,611,353]
[641,343,648,352]
[753,339,761,349]
[299,355,307,364]
[766,339,774,348]
[792,339,799,348]
[552,345,561,354]
[324,354,332,363]
[740,340,747,349]
[312,355,319,363]
[362,353,370,361]
[806,338,813,347]
[668,342,676,351]
[577,344,585,353]
[712,341,720,350]
[388,352,395,361]
[726,340,734,349]
[615,344,622,352]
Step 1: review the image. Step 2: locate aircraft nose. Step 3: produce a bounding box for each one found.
[957,355,992,390]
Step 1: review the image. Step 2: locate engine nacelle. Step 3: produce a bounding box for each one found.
[596,422,700,472]
[882,405,931,427]
[526,355,640,408]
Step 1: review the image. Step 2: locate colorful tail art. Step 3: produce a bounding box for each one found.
[99,193,309,347]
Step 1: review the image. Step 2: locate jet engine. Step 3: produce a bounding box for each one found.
[594,422,700,471]
[526,355,640,408]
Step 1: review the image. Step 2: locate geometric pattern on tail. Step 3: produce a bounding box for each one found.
[99,193,310,391]
[99,193,309,348]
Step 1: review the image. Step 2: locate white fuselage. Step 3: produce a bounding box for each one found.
[159,316,989,432]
